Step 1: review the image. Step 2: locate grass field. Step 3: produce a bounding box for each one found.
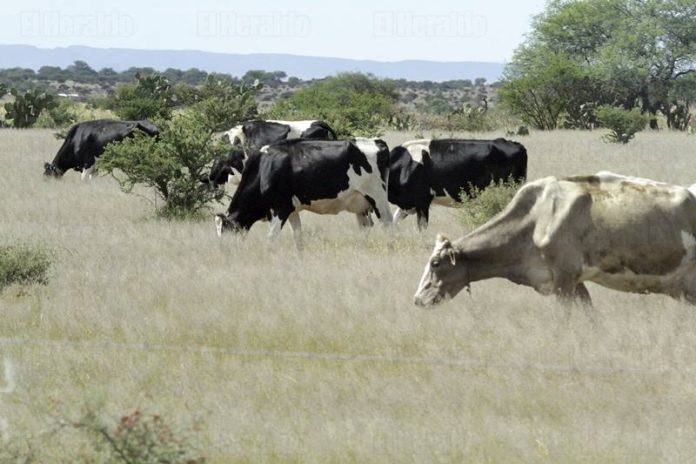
[2,128,696,462]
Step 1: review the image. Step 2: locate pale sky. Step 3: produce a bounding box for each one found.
[0,0,546,63]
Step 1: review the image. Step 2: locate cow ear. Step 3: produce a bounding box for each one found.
[435,234,452,250]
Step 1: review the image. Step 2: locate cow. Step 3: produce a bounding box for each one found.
[43,119,159,180]
[214,138,391,249]
[208,120,338,189]
[388,138,527,230]
[413,172,696,308]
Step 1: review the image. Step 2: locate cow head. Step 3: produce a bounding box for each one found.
[214,214,247,236]
[225,125,245,146]
[414,234,469,307]
[206,150,246,188]
[43,162,64,178]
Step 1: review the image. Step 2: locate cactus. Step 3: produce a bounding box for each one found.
[4,88,56,128]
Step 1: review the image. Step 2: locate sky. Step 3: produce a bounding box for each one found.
[0,0,546,63]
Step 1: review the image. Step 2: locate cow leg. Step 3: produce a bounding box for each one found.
[416,209,429,231]
[81,164,95,181]
[355,212,374,228]
[393,208,409,224]
[267,215,283,239]
[287,212,303,251]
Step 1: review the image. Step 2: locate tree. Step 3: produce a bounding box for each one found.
[98,83,260,218]
[107,73,174,121]
[500,0,696,130]
[270,73,398,137]
[37,66,66,82]
[66,60,98,83]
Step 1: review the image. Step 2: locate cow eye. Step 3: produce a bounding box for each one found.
[431,259,440,268]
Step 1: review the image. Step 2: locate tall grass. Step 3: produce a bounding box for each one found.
[2,128,696,461]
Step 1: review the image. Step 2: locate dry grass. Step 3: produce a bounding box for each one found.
[3,128,696,462]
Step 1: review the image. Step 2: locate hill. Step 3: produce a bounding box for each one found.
[0,45,505,83]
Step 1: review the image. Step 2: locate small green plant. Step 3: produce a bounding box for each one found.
[4,88,57,128]
[596,106,647,144]
[0,243,51,292]
[455,178,522,229]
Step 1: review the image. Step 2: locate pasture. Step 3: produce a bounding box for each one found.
[2,128,696,462]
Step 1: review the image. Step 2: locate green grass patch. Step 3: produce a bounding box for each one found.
[0,243,51,292]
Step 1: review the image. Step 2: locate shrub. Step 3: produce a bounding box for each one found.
[35,97,79,128]
[3,88,57,128]
[106,73,174,121]
[455,178,522,229]
[78,407,205,464]
[596,106,647,144]
[189,77,261,132]
[0,243,51,292]
[269,73,398,137]
[99,112,230,219]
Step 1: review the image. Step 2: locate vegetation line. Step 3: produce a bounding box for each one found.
[0,336,676,376]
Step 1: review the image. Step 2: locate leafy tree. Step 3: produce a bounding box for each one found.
[500,0,696,130]
[97,67,120,87]
[107,73,174,121]
[4,88,56,128]
[270,73,398,137]
[66,60,98,83]
[37,66,66,82]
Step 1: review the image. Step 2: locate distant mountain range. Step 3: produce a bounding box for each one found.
[0,45,505,82]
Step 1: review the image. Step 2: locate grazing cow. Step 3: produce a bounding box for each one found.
[226,119,337,151]
[43,119,159,180]
[208,119,338,189]
[203,149,246,188]
[215,138,391,249]
[388,138,527,229]
[414,172,696,307]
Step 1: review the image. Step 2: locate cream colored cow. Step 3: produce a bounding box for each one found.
[415,172,696,307]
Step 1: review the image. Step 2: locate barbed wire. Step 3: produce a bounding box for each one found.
[0,336,684,376]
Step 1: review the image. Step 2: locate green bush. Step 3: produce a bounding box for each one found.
[189,76,261,132]
[34,97,79,128]
[596,106,647,144]
[99,112,230,219]
[106,73,174,121]
[269,72,398,137]
[0,243,51,291]
[455,178,522,229]
[3,88,57,128]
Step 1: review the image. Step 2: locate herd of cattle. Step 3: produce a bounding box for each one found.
[42,118,696,308]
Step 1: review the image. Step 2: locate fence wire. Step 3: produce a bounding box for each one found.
[0,336,682,376]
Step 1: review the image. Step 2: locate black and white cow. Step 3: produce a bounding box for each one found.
[208,120,338,188]
[43,119,159,180]
[226,119,337,151]
[388,138,527,230]
[215,138,391,249]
